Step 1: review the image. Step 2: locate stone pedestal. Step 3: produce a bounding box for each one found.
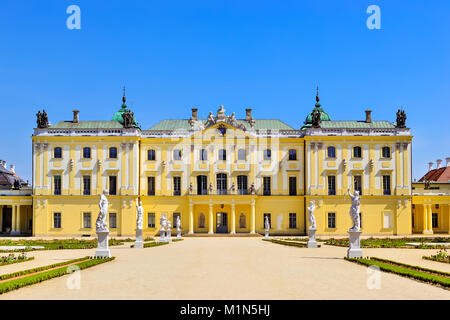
[134,228,143,248]
[176,230,181,240]
[264,230,269,239]
[159,230,166,243]
[307,228,318,248]
[347,230,363,258]
[95,231,111,258]
[167,230,172,243]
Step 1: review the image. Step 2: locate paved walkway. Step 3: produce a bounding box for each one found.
[1,238,449,300]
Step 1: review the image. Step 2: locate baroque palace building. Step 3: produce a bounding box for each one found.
[22,90,425,237]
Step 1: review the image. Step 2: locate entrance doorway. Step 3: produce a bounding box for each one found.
[216,212,228,233]
[2,206,12,233]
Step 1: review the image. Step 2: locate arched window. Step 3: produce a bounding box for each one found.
[147,149,156,161]
[382,146,390,158]
[327,146,336,158]
[109,147,117,159]
[237,149,246,161]
[198,213,205,228]
[54,147,62,159]
[239,213,246,228]
[288,149,297,161]
[353,146,362,158]
[83,147,91,159]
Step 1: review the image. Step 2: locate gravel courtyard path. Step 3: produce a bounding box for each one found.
[1,238,449,300]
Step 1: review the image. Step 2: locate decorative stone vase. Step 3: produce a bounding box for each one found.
[95,231,111,258]
[134,228,143,248]
[347,230,363,258]
[307,228,318,248]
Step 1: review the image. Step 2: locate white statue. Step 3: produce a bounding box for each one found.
[209,182,214,193]
[189,182,193,195]
[307,201,316,229]
[96,190,109,232]
[176,216,181,239]
[264,216,270,231]
[136,199,143,230]
[348,188,361,232]
[160,214,167,242]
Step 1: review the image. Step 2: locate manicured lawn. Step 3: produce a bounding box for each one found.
[0,256,115,294]
[326,237,450,249]
[263,239,318,248]
[0,238,128,252]
[345,256,450,289]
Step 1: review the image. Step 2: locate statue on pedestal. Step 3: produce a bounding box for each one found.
[307,201,316,229]
[264,216,270,239]
[347,189,361,232]
[96,190,109,232]
[176,216,181,240]
[249,183,256,195]
[167,220,172,242]
[189,182,193,195]
[209,182,214,194]
[136,199,143,230]
[160,214,167,242]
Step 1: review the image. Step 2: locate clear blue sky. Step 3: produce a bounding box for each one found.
[0,0,449,182]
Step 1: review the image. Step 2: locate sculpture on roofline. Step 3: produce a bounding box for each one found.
[311,108,321,128]
[396,109,407,128]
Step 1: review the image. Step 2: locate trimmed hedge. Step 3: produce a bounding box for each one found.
[423,256,450,264]
[263,239,319,248]
[345,257,450,288]
[0,256,34,267]
[0,239,126,252]
[0,257,115,295]
[143,241,170,248]
[326,237,450,249]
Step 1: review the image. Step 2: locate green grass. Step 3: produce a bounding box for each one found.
[0,256,34,267]
[263,239,317,248]
[143,241,170,248]
[326,237,450,249]
[0,256,115,295]
[345,256,450,289]
[0,238,126,252]
[423,256,450,264]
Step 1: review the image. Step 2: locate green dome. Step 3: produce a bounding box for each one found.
[304,103,331,124]
[112,91,139,128]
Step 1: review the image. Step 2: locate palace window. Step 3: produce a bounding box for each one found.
[109,213,117,229]
[289,213,297,229]
[173,149,182,160]
[359,212,362,229]
[237,175,248,195]
[109,147,118,159]
[199,149,207,161]
[353,175,362,195]
[83,176,91,195]
[353,146,362,158]
[383,213,392,229]
[382,146,391,159]
[263,213,271,229]
[263,149,272,160]
[53,213,61,229]
[218,149,226,161]
[173,176,181,196]
[83,213,91,229]
[412,213,415,228]
[216,173,227,195]
[239,214,246,228]
[327,175,336,195]
[148,176,155,196]
[327,146,336,158]
[237,149,246,161]
[83,147,91,159]
[147,149,156,161]
[432,213,438,228]
[109,176,117,195]
[327,213,336,229]
[289,177,297,196]
[197,175,208,195]
[54,147,62,159]
[147,213,155,228]
[198,213,206,228]
[382,175,391,195]
[54,175,61,195]
[288,149,297,161]
[263,177,271,196]
[435,204,439,209]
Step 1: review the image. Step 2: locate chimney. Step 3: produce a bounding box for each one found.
[9,164,15,173]
[73,110,79,123]
[191,108,198,121]
[436,159,443,169]
[446,157,450,167]
[365,110,372,123]
[245,108,253,121]
[428,162,434,172]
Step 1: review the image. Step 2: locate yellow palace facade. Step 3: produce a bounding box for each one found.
[24,91,421,237]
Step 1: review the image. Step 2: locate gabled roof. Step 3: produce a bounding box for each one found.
[419,167,450,183]
[148,119,295,131]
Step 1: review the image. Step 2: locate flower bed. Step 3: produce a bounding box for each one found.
[0,239,126,252]
[326,237,450,249]
[423,249,450,264]
[0,252,34,266]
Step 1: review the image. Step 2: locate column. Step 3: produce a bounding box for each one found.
[230,201,236,234]
[250,199,256,233]
[208,200,214,234]
[11,205,17,234]
[428,204,433,233]
[422,204,428,233]
[189,201,194,234]
[16,205,21,234]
